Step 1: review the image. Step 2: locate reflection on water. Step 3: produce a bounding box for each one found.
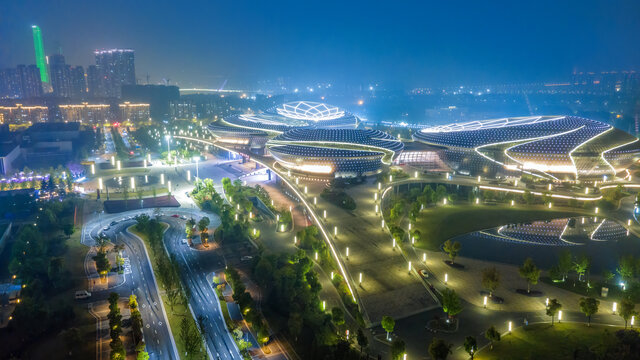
[454,217,638,272]
[479,217,629,246]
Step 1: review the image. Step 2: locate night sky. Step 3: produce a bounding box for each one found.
[1,0,639,88]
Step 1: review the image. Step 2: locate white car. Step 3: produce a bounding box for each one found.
[182,238,188,245]
[75,290,91,300]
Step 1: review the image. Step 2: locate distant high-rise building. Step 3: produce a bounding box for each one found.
[69,66,86,99]
[31,26,49,87]
[94,49,136,98]
[0,68,23,98]
[49,54,72,98]
[17,65,43,98]
[86,65,102,98]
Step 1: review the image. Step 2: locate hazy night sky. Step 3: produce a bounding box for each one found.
[1,0,639,89]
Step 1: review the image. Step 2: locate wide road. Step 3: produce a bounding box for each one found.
[161,213,245,360]
[83,209,179,360]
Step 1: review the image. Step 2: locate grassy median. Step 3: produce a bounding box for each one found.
[129,224,205,360]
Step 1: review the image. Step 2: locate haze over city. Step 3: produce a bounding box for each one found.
[0,2,640,360]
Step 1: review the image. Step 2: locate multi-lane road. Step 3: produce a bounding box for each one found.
[83,209,179,360]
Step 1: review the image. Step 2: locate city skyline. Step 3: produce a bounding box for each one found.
[1,1,640,89]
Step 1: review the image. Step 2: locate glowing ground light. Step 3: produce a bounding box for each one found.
[346,247,349,257]
[508,321,512,332]
[359,273,362,283]
[117,160,121,171]
[476,198,480,204]
[595,207,599,214]
[408,261,412,271]
[315,252,318,260]
[330,271,334,280]
[613,302,618,313]
[91,164,95,175]
[444,273,448,284]
[281,224,285,232]
[323,210,327,218]
[558,310,562,322]
[322,301,326,311]
[423,253,426,262]
[98,177,103,190]
[167,181,172,193]
[483,296,487,308]
[546,297,549,306]
[392,238,396,248]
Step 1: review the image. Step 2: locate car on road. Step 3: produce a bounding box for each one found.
[103,226,110,231]
[171,214,180,218]
[75,290,91,300]
[180,215,187,220]
[182,238,188,245]
[185,191,191,198]
[110,221,117,226]
[419,269,429,278]
[241,256,253,261]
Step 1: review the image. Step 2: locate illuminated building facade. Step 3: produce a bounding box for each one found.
[59,103,111,124]
[94,49,136,98]
[221,101,359,133]
[0,105,48,124]
[412,116,640,181]
[267,129,403,177]
[119,102,151,125]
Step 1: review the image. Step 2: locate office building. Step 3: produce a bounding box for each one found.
[69,66,86,99]
[94,49,136,98]
[16,65,43,99]
[49,54,72,98]
[0,69,23,99]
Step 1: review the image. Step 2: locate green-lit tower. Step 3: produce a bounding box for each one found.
[31,25,49,84]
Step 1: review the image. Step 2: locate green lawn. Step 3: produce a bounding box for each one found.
[129,224,205,360]
[476,322,625,360]
[415,204,589,250]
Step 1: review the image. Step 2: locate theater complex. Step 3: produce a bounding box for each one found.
[209,106,640,180]
[412,116,640,181]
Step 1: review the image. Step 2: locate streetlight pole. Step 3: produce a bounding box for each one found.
[193,156,200,180]
[165,134,171,163]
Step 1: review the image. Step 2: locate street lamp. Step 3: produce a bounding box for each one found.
[193,156,200,180]
[165,134,172,162]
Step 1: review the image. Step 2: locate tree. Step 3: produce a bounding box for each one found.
[441,288,463,318]
[518,257,541,293]
[429,338,453,360]
[620,298,636,329]
[331,307,345,327]
[381,315,395,340]
[180,317,200,357]
[557,250,573,281]
[185,218,196,243]
[579,297,599,326]
[390,339,406,360]
[197,217,210,232]
[356,328,368,354]
[288,312,303,341]
[435,185,447,204]
[442,239,461,264]
[93,250,111,276]
[481,266,500,297]
[485,326,501,350]
[617,256,635,284]
[546,298,562,325]
[464,336,477,359]
[523,190,534,204]
[62,327,83,355]
[574,254,591,282]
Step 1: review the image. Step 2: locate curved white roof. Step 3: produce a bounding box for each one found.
[276,101,345,121]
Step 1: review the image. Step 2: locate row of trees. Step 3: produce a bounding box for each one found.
[128,295,149,359]
[108,293,125,360]
[6,198,78,351]
[251,250,361,358]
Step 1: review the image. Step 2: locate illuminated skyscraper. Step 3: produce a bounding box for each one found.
[94,49,136,98]
[31,25,49,85]
[49,54,72,98]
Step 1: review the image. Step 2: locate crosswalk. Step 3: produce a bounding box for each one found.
[123,257,132,274]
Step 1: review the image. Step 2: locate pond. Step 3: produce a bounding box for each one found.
[454,217,640,273]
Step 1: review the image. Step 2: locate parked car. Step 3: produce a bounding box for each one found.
[171,214,180,218]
